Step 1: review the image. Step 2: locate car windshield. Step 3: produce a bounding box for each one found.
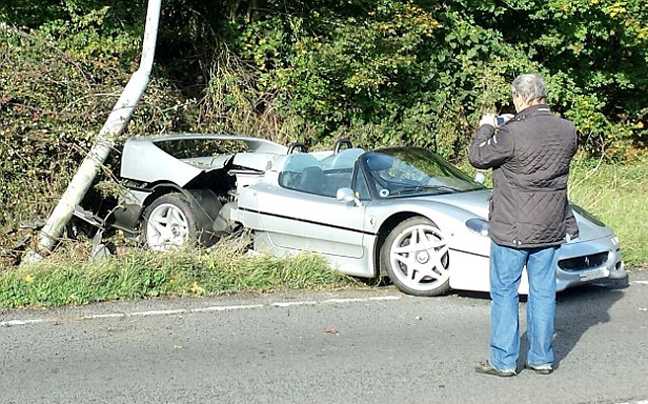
[360,147,485,198]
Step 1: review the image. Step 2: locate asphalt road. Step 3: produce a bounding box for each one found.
[1,270,647,404]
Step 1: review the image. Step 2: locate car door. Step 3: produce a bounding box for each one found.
[253,186,367,259]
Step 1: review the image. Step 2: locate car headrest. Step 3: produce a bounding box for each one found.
[281,153,321,173]
[329,148,364,169]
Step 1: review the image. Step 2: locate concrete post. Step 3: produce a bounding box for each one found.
[23,0,162,262]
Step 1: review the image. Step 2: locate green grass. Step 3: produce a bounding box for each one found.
[569,156,648,268]
[0,239,358,309]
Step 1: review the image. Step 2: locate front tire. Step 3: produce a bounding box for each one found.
[381,216,451,296]
[143,194,198,251]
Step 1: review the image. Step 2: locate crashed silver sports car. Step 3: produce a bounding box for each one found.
[75,134,627,296]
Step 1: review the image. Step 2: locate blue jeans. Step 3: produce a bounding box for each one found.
[488,241,559,371]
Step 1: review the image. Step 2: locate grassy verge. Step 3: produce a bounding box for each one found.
[0,240,358,309]
[569,156,648,268]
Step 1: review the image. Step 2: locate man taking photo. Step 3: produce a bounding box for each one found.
[469,73,579,377]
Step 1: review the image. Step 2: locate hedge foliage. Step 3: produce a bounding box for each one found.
[1,0,647,264]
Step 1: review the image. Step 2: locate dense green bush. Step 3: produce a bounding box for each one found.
[1,0,646,266]
[3,1,646,154]
[197,1,646,155]
[0,22,194,260]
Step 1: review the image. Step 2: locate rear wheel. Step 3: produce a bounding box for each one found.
[381,216,451,296]
[143,194,197,251]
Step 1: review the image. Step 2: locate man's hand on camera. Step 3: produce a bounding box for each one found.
[480,113,515,128]
[479,114,497,127]
[500,113,514,121]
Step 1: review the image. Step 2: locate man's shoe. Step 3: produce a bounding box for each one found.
[474,361,517,377]
[524,363,553,375]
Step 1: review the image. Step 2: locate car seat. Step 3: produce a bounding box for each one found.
[279,153,321,189]
[299,165,327,195]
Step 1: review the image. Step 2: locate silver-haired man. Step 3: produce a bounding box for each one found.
[469,73,579,377]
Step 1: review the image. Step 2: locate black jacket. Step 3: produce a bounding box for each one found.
[468,104,579,248]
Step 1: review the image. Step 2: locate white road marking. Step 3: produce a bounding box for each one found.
[197,304,265,312]
[615,400,648,404]
[324,296,400,304]
[85,313,131,320]
[0,319,47,327]
[271,296,400,307]
[633,280,648,285]
[272,301,318,307]
[0,296,400,328]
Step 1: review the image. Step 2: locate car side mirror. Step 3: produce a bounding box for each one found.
[336,187,362,207]
[474,171,486,184]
